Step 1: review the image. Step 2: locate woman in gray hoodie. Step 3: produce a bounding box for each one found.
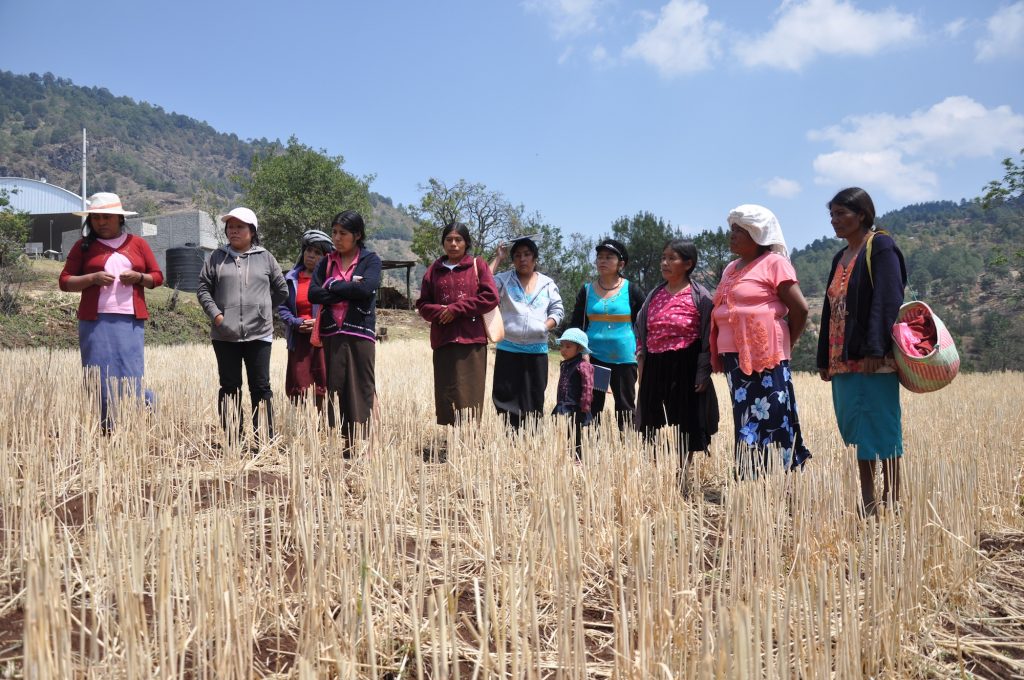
[197,207,288,445]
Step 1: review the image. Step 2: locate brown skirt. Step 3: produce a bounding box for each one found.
[433,342,487,426]
[322,333,376,437]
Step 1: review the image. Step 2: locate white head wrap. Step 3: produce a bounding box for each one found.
[727,204,789,260]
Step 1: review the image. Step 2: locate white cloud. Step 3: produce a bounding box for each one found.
[623,0,722,77]
[523,0,601,38]
[589,44,612,65]
[557,46,575,64]
[976,2,1024,61]
[734,0,918,71]
[812,151,938,203]
[809,96,1024,159]
[944,18,967,38]
[809,96,1024,202]
[763,177,802,198]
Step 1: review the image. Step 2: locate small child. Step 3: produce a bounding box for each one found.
[552,328,594,459]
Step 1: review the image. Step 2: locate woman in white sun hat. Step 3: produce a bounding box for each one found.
[197,207,288,446]
[59,192,163,431]
[710,204,811,479]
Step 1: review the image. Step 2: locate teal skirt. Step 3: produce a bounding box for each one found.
[831,372,903,461]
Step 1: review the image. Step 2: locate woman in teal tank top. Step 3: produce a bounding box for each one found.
[569,238,645,430]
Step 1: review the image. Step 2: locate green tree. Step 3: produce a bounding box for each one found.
[0,189,29,267]
[608,211,680,293]
[238,136,372,262]
[692,226,731,289]
[546,231,594,327]
[980,148,1024,208]
[407,178,522,264]
[0,189,30,314]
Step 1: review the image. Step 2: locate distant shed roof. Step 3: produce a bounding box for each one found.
[0,177,84,215]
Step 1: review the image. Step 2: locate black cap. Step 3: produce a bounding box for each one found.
[595,238,628,264]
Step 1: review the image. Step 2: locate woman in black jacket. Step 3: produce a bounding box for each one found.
[308,211,382,453]
[816,187,907,515]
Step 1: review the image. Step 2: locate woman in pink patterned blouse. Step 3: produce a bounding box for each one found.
[710,205,811,479]
[635,239,718,488]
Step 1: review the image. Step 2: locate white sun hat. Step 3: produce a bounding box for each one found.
[221,207,259,231]
[72,192,138,216]
[727,204,789,260]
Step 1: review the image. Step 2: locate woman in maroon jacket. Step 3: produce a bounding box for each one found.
[415,222,499,426]
[58,192,163,430]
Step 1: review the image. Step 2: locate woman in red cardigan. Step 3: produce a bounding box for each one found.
[59,192,163,430]
[415,222,499,427]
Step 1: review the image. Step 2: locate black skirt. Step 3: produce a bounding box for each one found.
[636,342,709,452]
[492,349,548,427]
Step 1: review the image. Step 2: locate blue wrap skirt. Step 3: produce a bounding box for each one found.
[79,313,153,426]
[831,372,903,461]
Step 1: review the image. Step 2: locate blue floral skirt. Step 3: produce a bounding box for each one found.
[722,354,811,478]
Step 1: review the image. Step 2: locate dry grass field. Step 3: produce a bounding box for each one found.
[0,339,1022,678]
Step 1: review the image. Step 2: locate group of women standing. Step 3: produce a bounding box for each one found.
[413,190,906,513]
[61,185,906,514]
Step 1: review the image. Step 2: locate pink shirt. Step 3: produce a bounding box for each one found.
[646,286,700,353]
[711,253,798,374]
[324,250,361,337]
[96,234,136,315]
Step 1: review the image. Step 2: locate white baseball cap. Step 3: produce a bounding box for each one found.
[221,207,259,230]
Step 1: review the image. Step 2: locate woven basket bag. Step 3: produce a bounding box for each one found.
[891,301,959,393]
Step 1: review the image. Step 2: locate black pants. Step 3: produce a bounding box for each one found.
[212,339,274,441]
[492,350,548,430]
[590,359,637,431]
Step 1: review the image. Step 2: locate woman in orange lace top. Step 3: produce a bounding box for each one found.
[710,204,811,478]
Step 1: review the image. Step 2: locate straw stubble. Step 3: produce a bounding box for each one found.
[0,341,1021,677]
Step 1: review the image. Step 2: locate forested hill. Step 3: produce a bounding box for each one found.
[2,71,1021,371]
[0,70,421,257]
[0,70,284,213]
[790,198,1024,372]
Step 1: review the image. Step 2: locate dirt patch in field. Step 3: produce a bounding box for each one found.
[935,531,1024,679]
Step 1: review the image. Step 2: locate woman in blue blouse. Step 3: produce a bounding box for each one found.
[489,236,564,429]
[569,238,644,430]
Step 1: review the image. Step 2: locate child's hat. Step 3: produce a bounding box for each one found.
[556,328,590,354]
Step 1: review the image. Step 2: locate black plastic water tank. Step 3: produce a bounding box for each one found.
[165,247,206,292]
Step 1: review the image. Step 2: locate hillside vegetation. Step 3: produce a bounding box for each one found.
[2,69,1022,371]
[0,71,422,246]
[790,198,1024,372]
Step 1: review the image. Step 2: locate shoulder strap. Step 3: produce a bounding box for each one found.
[865,229,890,287]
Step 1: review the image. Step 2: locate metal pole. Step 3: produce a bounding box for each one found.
[81,128,87,208]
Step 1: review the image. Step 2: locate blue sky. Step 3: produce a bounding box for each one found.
[2,0,1023,249]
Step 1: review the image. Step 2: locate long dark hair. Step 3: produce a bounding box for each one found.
[441,222,472,251]
[80,214,126,251]
[828,187,876,231]
[665,238,698,279]
[332,210,366,245]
